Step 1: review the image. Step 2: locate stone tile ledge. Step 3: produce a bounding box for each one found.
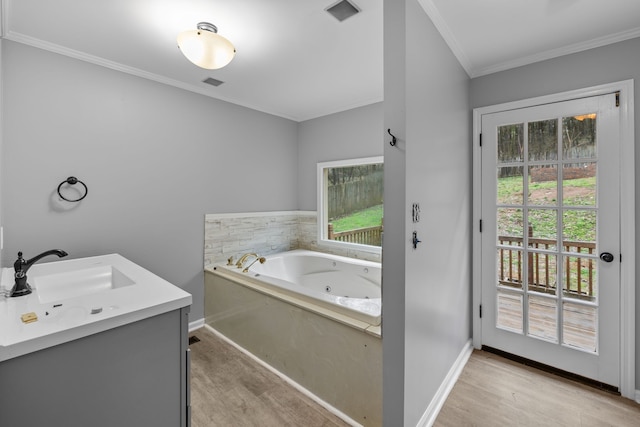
[204,210,380,267]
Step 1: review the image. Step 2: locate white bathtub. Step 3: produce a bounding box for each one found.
[212,249,381,326]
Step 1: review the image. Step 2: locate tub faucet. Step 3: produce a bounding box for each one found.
[243,257,266,273]
[10,249,68,297]
[236,253,257,269]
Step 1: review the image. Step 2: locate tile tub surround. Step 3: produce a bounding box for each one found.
[205,270,382,426]
[204,211,381,269]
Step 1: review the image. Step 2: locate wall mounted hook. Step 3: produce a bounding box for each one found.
[387,129,397,147]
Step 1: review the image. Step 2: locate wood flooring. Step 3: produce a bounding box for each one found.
[435,349,640,427]
[189,327,351,427]
[190,328,640,427]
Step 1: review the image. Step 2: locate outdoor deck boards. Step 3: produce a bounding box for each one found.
[497,293,597,351]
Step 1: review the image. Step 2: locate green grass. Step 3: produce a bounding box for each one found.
[497,176,596,242]
[497,175,598,297]
[498,176,595,205]
[331,204,383,232]
[497,175,525,205]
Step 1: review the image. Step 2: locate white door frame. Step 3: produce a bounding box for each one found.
[472,80,635,399]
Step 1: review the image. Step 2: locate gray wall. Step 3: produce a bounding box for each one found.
[1,41,298,321]
[384,0,472,425]
[404,0,472,424]
[382,0,407,423]
[470,36,640,390]
[297,102,383,211]
[0,41,3,269]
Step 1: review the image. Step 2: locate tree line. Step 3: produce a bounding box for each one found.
[328,164,384,186]
[498,117,596,178]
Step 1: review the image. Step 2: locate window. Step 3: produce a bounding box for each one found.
[317,156,383,251]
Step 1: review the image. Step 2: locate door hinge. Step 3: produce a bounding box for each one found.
[479,219,483,233]
[479,133,482,147]
[615,91,620,107]
[479,304,482,318]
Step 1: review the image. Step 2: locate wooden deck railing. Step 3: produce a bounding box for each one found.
[498,234,596,299]
[328,223,382,246]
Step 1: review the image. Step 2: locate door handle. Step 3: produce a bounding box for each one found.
[599,252,614,263]
[412,231,421,249]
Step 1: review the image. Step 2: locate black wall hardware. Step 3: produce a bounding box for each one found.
[57,176,88,202]
[412,203,420,223]
[387,128,397,146]
[412,231,421,249]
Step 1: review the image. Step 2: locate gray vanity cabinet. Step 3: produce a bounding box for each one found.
[0,307,191,427]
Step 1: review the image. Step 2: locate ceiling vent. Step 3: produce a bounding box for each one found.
[203,77,224,87]
[325,0,360,22]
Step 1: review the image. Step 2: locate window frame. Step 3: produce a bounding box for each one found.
[317,156,383,254]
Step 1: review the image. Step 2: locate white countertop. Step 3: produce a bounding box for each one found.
[0,253,192,362]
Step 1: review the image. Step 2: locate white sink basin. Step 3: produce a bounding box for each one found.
[0,253,192,363]
[33,265,136,304]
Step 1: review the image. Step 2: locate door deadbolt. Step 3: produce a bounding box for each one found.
[599,252,614,263]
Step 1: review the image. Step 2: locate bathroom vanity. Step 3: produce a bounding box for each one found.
[0,254,192,427]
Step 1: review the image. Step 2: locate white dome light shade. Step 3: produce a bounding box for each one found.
[177,22,236,70]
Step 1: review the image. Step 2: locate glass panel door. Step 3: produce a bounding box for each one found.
[480,94,620,387]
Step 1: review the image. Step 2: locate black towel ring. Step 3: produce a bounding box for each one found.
[57,176,88,202]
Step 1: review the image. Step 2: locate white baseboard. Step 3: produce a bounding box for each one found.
[188,318,204,332]
[635,389,640,404]
[416,340,474,427]
[200,324,362,427]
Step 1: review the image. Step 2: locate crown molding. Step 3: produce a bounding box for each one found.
[417,0,640,80]
[2,30,302,122]
[417,0,472,78]
[471,26,640,78]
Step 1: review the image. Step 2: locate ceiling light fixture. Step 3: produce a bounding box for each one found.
[177,22,236,70]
